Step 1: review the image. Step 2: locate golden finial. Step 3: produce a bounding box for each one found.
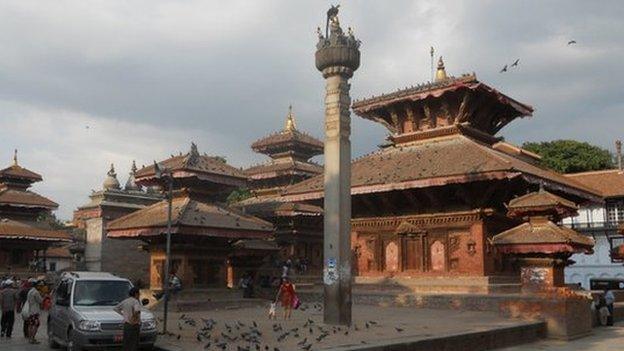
[435,56,448,82]
[13,149,18,166]
[285,105,296,131]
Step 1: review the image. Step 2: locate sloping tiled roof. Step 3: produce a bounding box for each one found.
[492,219,594,254]
[245,160,322,179]
[252,129,323,153]
[235,197,322,218]
[281,133,601,202]
[0,164,42,182]
[46,246,72,258]
[135,150,246,183]
[507,189,578,217]
[107,194,273,238]
[565,169,624,198]
[0,219,71,242]
[0,188,58,209]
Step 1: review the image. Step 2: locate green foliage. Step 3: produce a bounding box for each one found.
[227,187,252,204]
[522,140,614,173]
[36,212,67,230]
[214,156,227,163]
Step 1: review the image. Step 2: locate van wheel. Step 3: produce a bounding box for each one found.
[47,322,60,349]
[66,329,82,351]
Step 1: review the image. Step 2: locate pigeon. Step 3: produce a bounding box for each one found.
[511,59,519,67]
[500,65,508,73]
[395,327,404,332]
[567,40,577,45]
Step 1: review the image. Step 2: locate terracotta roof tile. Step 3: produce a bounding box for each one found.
[0,188,58,209]
[0,219,71,242]
[107,195,273,237]
[565,169,624,198]
[135,151,246,183]
[245,160,322,179]
[0,165,42,182]
[492,219,594,253]
[282,134,600,202]
[508,189,577,213]
[252,129,323,150]
[235,198,322,217]
[46,246,72,258]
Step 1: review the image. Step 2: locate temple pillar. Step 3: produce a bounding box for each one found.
[315,6,360,325]
[226,259,234,289]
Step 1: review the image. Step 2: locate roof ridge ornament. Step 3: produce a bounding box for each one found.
[184,142,200,167]
[13,149,18,166]
[435,56,448,82]
[284,105,297,132]
[103,163,121,191]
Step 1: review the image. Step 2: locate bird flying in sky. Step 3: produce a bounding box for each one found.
[511,59,519,67]
[567,40,577,45]
[500,65,508,73]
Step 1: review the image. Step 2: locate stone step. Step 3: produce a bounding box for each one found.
[329,321,546,351]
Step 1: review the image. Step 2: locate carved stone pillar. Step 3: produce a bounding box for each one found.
[315,7,360,326]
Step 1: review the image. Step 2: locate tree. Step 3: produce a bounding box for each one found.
[227,187,252,204]
[522,140,614,174]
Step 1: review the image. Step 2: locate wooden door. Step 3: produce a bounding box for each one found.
[403,237,423,271]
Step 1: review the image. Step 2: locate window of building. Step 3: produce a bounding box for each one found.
[607,200,624,224]
[49,262,57,272]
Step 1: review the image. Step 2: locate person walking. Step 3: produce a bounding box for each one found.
[605,288,615,326]
[24,280,44,344]
[277,277,296,320]
[0,279,18,337]
[114,287,142,351]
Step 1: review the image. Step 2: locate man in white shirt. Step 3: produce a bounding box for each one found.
[25,280,44,344]
[114,287,141,351]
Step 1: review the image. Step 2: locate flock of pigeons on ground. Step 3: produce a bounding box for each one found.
[157,303,407,351]
[499,39,577,73]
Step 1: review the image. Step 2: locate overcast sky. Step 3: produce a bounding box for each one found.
[0,0,622,219]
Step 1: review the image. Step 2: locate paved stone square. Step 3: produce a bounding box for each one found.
[155,304,535,350]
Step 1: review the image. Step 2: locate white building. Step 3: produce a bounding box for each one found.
[562,169,624,289]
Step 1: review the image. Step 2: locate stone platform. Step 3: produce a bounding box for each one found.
[153,305,545,351]
[296,286,593,340]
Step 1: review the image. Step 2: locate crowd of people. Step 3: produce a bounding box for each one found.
[0,276,50,344]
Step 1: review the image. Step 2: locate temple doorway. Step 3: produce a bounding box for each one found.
[403,237,424,271]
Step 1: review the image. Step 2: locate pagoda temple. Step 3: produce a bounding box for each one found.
[107,143,274,289]
[73,162,161,285]
[0,150,71,275]
[280,58,601,284]
[492,189,594,290]
[238,106,324,270]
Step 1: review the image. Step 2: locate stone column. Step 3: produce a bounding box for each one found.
[315,7,360,325]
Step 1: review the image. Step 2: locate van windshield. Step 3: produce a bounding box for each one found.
[73,280,132,306]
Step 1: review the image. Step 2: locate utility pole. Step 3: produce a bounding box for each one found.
[155,162,174,334]
[315,5,361,325]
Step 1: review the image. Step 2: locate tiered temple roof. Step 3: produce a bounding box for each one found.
[282,125,600,202]
[0,150,69,243]
[280,60,600,205]
[136,142,247,189]
[493,189,593,255]
[107,143,273,241]
[108,190,272,239]
[0,151,58,211]
[245,106,323,197]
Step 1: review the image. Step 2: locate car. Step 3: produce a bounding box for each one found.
[47,271,157,350]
